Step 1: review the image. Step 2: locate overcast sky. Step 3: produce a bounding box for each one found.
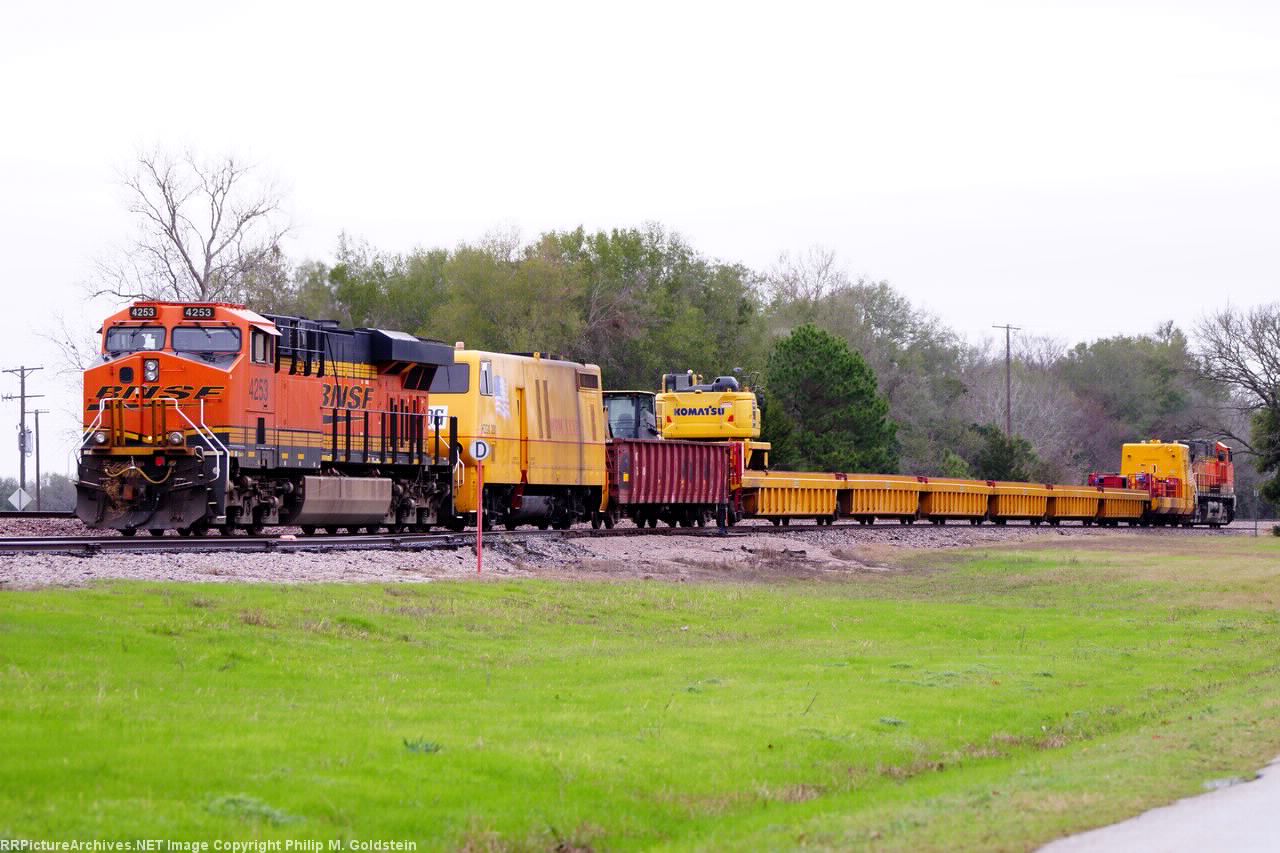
[0,0,1276,482]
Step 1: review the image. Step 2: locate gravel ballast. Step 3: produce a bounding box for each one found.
[0,521,1252,589]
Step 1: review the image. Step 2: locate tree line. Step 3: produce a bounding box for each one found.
[80,153,1280,511]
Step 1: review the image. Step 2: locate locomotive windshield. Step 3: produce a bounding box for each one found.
[173,326,242,354]
[105,326,165,354]
[429,364,470,393]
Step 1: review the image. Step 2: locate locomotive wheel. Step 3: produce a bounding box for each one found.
[537,521,550,530]
[248,523,265,536]
[120,527,138,537]
[301,525,317,536]
[506,520,519,531]
[190,522,209,538]
[148,529,165,537]
[603,512,615,529]
[345,526,363,536]
[177,527,192,537]
[591,514,601,530]
[325,526,339,535]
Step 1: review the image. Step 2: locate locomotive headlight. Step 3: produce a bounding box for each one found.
[167,431,184,446]
[93,431,108,445]
[143,359,159,382]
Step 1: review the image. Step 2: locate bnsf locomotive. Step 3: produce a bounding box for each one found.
[78,302,457,536]
[77,302,1237,535]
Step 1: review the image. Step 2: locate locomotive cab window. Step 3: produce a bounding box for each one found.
[173,326,242,355]
[479,360,493,396]
[105,325,165,354]
[251,329,274,364]
[429,364,470,394]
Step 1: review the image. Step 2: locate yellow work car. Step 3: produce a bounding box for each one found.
[429,348,608,530]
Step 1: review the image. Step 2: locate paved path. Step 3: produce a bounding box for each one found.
[1041,757,1280,852]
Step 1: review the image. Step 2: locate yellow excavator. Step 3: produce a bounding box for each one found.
[603,370,770,470]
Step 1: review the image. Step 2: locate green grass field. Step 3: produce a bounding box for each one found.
[4,536,1280,851]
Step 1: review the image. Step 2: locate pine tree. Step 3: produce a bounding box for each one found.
[762,324,898,472]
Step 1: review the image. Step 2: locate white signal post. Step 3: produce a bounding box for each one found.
[470,439,491,573]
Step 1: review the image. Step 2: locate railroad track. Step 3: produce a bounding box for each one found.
[0,517,1247,556]
[0,523,764,555]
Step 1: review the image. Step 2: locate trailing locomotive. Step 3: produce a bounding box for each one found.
[76,302,457,536]
[1089,439,1235,526]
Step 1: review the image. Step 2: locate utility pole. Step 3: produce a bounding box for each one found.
[2,366,44,507]
[30,409,48,510]
[991,325,1020,436]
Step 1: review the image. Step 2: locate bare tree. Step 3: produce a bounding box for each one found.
[766,247,850,309]
[93,151,289,303]
[960,359,1091,481]
[1196,305,1280,411]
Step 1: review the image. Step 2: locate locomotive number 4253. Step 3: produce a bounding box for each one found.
[248,378,270,404]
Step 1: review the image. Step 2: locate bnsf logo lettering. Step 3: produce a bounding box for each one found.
[321,383,372,410]
[88,385,223,409]
[675,406,727,417]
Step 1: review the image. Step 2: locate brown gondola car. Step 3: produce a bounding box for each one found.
[607,439,731,528]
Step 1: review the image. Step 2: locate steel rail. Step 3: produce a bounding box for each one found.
[0,517,1244,555]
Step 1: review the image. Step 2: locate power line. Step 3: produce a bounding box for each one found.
[1,365,44,507]
[991,325,1020,437]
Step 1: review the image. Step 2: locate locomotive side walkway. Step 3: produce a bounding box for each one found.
[1042,756,1280,852]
